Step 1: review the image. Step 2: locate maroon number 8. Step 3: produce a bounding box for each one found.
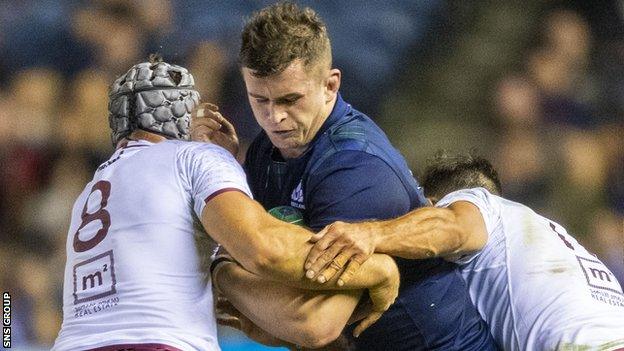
[73,180,111,252]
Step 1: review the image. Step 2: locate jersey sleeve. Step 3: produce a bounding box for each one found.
[436,187,500,264]
[177,143,252,218]
[305,150,411,231]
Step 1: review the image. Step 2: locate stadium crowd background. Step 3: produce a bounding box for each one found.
[0,1,622,349]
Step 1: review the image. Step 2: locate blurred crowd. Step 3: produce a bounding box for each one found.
[0,1,621,349]
[381,0,624,289]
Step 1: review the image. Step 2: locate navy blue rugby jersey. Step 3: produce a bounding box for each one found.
[244,94,497,350]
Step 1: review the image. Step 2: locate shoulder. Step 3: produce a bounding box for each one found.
[175,140,234,158]
[174,141,242,174]
[311,149,389,175]
[326,109,384,149]
[437,187,501,234]
[307,150,408,200]
[309,112,395,171]
[303,150,412,227]
[437,188,497,208]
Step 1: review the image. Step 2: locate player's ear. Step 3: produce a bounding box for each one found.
[324,68,341,103]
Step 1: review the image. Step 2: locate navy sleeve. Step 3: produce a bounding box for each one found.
[305,150,411,231]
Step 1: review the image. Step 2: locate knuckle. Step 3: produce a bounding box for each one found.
[334,222,346,231]
[318,241,331,250]
[321,251,333,260]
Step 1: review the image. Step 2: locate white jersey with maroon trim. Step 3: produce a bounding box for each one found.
[437,188,624,351]
[53,139,251,351]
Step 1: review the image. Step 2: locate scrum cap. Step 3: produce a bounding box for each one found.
[108,60,201,145]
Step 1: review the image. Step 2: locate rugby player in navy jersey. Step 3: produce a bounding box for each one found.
[194,2,497,350]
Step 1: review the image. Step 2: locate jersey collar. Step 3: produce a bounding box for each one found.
[312,92,351,145]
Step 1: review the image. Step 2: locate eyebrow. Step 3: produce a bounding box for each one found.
[248,92,304,101]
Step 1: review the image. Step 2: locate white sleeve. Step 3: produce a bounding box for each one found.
[177,143,252,218]
[436,187,499,264]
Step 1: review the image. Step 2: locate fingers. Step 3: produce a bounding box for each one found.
[192,118,222,132]
[191,103,222,142]
[218,114,237,136]
[204,103,219,112]
[353,311,383,338]
[306,241,345,280]
[337,254,365,286]
[318,252,351,283]
[304,226,339,271]
[191,103,239,149]
[192,103,224,131]
[190,124,215,142]
[193,102,219,118]
[308,226,329,243]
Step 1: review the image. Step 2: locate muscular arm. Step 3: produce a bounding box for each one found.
[374,201,488,259]
[201,190,398,291]
[214,261,362,348]
[307,200,488,278]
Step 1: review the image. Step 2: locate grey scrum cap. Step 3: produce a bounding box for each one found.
[108,60,201,145]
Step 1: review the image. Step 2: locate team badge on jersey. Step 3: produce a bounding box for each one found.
[290,181,305,209]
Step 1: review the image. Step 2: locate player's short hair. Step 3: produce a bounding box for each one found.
[421,152,503,202]
[107,54,200,145]
[239,1,331,77]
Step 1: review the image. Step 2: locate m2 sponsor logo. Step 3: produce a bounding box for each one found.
[73,250,117,305]
[577,256,623,295]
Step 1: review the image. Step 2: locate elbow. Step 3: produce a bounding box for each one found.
[295,320,342,349]
[284,305,344,348]
[446,225,469,254]
[300,333,341,349]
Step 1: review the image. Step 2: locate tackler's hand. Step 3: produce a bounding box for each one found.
[305,221,378,286]
[191,103,239,157]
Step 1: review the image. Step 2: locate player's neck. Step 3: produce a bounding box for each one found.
[128,130,168,143]
[116,130,168,149]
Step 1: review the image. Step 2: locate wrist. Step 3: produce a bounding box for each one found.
[378,255,399,287]
[368,221,387,254]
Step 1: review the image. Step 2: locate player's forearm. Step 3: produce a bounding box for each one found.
[215,262,360,348]
[249,221,315,281]
[201,190,398,287]
[278,252,398,291]
[373,207,469,259]
[201,191,313,281]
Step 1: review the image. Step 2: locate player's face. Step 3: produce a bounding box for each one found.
[243,60,339,158]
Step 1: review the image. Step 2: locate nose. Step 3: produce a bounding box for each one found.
[267,103,287,125]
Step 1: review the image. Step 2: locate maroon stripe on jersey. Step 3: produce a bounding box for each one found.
[123,144,149,149]
[115,140,150,151]
[205,187,249,203]
[87,343,183,351]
